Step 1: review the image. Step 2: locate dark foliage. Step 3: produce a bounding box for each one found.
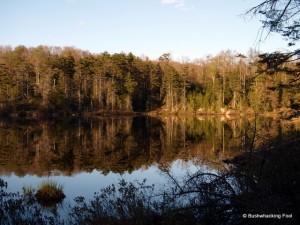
[0,131,299,224]
[247,0,300,81]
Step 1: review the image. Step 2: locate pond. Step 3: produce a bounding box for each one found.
[0,115,299,223]
[1,115,297,195]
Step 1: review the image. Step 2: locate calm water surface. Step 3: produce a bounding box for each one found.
[0,115,298,202]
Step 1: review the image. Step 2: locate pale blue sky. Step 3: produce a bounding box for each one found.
[0,0,290,60]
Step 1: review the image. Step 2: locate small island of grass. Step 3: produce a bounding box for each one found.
[35,180,65,207]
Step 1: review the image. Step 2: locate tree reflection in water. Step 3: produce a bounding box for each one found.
[0,116,295,176]
[0,116,299,224]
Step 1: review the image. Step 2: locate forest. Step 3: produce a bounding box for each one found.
[0,0,299,224]
[0,45,299,117]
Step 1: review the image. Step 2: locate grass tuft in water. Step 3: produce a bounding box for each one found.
[35,180,65,207]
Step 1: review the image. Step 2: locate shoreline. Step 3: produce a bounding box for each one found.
[0,103,299,120]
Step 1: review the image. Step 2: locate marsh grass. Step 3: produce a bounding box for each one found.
[35,180,65,207]
[22,185,35,196]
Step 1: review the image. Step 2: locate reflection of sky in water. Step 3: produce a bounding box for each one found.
[1,160,211,203]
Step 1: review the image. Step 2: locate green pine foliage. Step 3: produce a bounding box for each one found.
[0,46,299,115]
